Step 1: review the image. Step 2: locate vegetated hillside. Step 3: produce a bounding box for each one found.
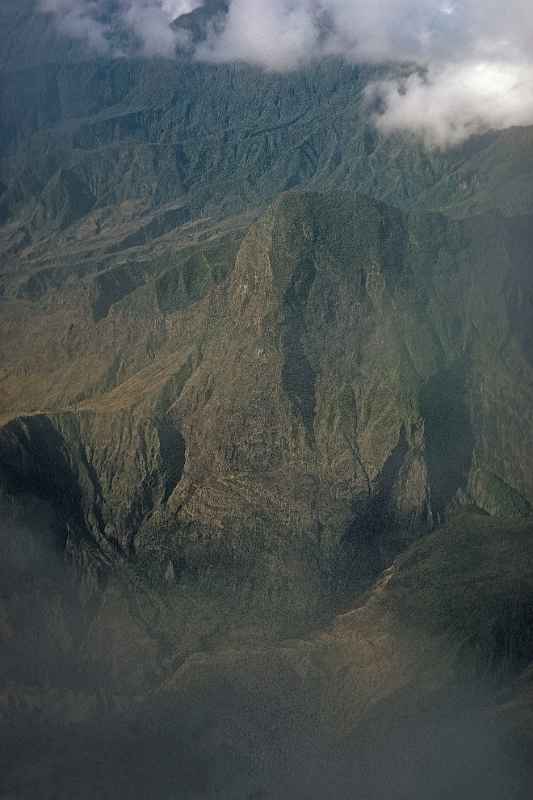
[0,57,442,236]
[2,3,533,256]
[3,49,533,265]
[0,0,88,71]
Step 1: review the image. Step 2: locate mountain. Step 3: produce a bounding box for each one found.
[3,190,533,602]
[2,3,533,798]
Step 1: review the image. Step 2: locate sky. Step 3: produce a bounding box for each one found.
[38,0,533,147]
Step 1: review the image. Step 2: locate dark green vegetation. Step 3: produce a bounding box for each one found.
[2,3,533,797]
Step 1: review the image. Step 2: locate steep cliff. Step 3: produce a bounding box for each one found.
[2,192,533,618]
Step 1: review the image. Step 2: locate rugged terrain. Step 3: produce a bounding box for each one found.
[2,2,533,797]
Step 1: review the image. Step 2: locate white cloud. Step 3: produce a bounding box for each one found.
[123,0,201,56]
[198,0,470,68]
[196,0,322,70]
[370,62,533,148]
[39,0,202,56]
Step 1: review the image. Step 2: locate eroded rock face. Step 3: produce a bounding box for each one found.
[0,411,185,557]
[1,191,532,610]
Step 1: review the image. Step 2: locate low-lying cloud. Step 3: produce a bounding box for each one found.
[369,61,533,148]
[39,0,533,147]
[39,0,202,56]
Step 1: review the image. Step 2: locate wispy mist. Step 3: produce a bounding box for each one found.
[39,0,202,56]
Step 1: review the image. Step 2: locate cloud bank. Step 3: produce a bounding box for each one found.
[39,0,533,146]
[370,61,533,148]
